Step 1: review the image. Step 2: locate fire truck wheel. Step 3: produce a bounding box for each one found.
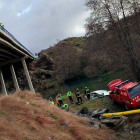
[124,104,129,111]
[110,97,115,104]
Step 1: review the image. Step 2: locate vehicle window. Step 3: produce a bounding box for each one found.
[128,84,140,99]
[94,93,98,97]
[112,89,116,94]
[117,90,120,95]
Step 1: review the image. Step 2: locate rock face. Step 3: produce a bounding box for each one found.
[20,51,56,93]
[36,50,54,70]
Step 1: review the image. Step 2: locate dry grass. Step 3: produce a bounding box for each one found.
[0,90,116,140]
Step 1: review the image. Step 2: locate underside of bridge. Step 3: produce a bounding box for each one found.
[0,26,35,95]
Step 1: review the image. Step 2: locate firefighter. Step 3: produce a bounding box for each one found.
[56,94,63,107]
[75,88,82,104]
[62,104,69,111]
[85,87,90,100]
[49,97,54,105]
[67,90,74,104]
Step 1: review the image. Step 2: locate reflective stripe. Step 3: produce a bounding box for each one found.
[76,92,80,97]
[86,89,90,94]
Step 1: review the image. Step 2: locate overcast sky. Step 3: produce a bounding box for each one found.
[0,0,90,55]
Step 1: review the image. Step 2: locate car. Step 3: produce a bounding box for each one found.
[90,90,110,99]
[108,79,140,110]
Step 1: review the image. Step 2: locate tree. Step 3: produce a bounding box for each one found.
[50,43,81,83]
[85,0,140,81]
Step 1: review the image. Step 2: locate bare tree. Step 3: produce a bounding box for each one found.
[51,43,81,83]
[85,0,140,81]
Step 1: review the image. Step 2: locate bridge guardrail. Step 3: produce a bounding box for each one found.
[0,26,34,56]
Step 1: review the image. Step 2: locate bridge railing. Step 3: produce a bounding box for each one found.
[0,26,34,56]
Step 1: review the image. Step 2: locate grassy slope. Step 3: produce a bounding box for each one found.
[69,96,125,113]
[61,70,128,113]
[63,37,86,48]
[0,90,115,140]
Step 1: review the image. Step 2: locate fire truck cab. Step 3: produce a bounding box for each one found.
[108,79,140,110]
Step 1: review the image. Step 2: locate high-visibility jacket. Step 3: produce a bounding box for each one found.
[67,92,72,97]
[85,89,90,94]
[63,104,69,109]
[50,100,54,105]
[75,91,81,97]
[56,95,62,100]
[0,23,1,26]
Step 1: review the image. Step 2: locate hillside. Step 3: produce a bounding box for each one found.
[1,37,88,98]
[0,90,115,140]
[2,35,129,98]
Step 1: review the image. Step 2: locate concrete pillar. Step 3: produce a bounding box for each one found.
[10,64,19,91]
[0,68,7,95]
[21,58,35,93]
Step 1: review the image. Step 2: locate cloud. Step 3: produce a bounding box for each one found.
[17,5,32,17]
[73,25,85,35]
[0,0,90,55]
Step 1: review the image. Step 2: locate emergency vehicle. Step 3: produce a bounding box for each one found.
[108,79,140,110]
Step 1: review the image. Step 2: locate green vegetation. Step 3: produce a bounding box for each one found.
[50,114,59,120]
[49,70,127,113]
[63,37,86,48]
[47,70,125,99]
[0,110,7,116]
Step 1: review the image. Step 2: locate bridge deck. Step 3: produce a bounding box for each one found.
[0,26,34,65]
[0,26,35,94]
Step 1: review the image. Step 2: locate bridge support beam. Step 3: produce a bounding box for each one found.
[21,59,35,93]
[0,68,7,95]
[10,64,19,91]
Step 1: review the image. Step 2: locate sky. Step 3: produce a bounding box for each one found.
[0,0,90,55]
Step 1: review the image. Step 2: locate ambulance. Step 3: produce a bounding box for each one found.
[108,79,140,110]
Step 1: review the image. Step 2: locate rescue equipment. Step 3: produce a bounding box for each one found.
[102,109,140,117]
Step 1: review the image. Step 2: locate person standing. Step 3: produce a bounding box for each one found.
[85,87,90,99]
[67,90,74,104]
[75,88,82,104]
[0,23,2,26]
[56,94,63,107]
[2,25,4,28]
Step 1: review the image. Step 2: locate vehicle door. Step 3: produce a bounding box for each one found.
[111,89,117,101]
[116,89,122,104]
[121,89,131,108]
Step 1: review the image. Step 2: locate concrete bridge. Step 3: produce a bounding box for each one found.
[0,26,35,95]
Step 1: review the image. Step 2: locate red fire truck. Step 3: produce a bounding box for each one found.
[108,79,140,110]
